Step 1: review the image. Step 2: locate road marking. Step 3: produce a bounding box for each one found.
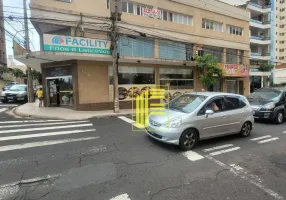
[229,164,243,171]
[182,150,204,161]
[110,193,131,200]
[0,137,98,152]
[0,120,64,124]
[258,137,279,144]
[250,135,272,141]
[0,104,18,107]
[205,155,284,200]
[0,129,97,141]
[0,124,93,134]
[208,147,240,156]
[118,116,143,129]
[0,108,8,113]
[203,144,234,152]
[0,120,90,128]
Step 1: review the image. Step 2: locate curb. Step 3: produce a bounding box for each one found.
[13,108,133,120]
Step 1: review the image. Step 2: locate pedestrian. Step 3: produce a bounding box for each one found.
[36,87,44,108]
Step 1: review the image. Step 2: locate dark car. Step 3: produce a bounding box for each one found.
[248,88,286,124]
[2,82,18,91]
[0,84,27,103]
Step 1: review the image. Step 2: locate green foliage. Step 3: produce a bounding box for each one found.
[196,54,223,89]
[258,63,274,72]
[11,68,26,78]
[31,69,42,84]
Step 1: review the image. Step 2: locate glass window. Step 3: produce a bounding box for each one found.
[9,85,26,91]
[136,5,141,15]
[199,97,225,115]
[226,48,238,64]
[163,11,168,21]
[188,16,193,25]
[227,25,243,36]
[158,40,186,60]
[169,12,173,21]
[109,66,155,85]
[169,94,207,113]
[128,2,134,13]
[159,68,194,90]
[122,2,127,12]
[225,96,240,110]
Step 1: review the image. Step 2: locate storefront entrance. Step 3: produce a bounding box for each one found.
[47,76,73,107]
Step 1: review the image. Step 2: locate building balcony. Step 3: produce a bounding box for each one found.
[250,52,271,60]
[250,36,271,45]
[248,2,271,13]
[250,19,271,29]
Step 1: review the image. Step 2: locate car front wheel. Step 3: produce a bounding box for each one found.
[240,122,252,137]
[179,129,199,151]
[275,111,284,124]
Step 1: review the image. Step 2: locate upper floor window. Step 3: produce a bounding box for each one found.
[226,25,243,36]
[162,11,193,26]
[122,1,135,14]
[202,19,223,32]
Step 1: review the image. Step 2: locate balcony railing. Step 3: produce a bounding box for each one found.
[251,52,270,56]
[250,19,262,24]
[249,1,271,9]
[250,36,271,40]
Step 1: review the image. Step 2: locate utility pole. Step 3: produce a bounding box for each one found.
[110,0,122,113]
[23,0,34,102]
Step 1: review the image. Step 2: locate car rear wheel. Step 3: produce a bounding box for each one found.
[275,111,284,124]
[240,122,252,138]
[179,129,198,151]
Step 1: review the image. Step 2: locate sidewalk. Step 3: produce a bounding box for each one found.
[14,101,132,120]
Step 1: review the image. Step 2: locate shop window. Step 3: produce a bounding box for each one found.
[118,36,154,58]
[109,66,155,85]
[158,40,186,60]
[159,68,194,90]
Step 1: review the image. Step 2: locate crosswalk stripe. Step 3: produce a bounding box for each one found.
[258,137,279,144]
[0,129,97,141]
[0,124,93,134]
[0,120,90,129]
[250,135,272,141]
[118,116,143,129]
[209,147,241,156]
[203,144,234,152]
[0,104,18,107]
[0,108,8,113]
[0,137,98,152]
[0,120,64,124]
[182,150,204,161]
[110,194,131,200]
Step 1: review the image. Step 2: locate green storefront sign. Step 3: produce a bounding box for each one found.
[43,34,112,55]
[43,45,111,55]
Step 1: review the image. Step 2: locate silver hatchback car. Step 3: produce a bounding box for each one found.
[146,92,254,150]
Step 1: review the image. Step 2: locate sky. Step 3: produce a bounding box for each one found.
[3,0,246,64]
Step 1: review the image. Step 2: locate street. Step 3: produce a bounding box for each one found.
[0,111,285,200]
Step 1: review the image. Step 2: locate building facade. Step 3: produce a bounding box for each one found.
[244,0,286,91]
[16,0,250,111]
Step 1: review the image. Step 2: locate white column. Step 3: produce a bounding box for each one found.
[261,76,264,88]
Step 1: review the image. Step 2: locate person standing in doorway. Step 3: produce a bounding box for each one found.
[36,87,44,108]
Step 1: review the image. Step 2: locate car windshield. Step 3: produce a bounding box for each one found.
[168,94,207,113]
[9,85,26,91]
[248,90,282,101]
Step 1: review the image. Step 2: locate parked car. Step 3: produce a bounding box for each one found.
[2,82,18,91]
[146,92,254,150]
[0,84,27,103]
[248,88,286,124]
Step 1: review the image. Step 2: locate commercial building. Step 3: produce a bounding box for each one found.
[241,0,286,91]
[15,0,250,111]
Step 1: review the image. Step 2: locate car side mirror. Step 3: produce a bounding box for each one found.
[205,110,214,117]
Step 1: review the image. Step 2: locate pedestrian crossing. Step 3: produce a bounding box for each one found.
[203,144,241,156]
[0,119,99,153]
[250,135,280,144]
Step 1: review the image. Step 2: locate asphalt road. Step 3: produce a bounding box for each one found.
[0,112,285,200]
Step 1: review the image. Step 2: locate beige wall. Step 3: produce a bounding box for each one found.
[77,61,109,104]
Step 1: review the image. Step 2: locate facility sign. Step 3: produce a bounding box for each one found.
[142,8,161,19]
[43,34,112,55]
[219,63,249,77]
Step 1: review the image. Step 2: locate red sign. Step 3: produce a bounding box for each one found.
[142,8,161,19]
[219,64,249,77]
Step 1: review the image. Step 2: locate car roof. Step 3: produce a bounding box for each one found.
[188,92,243,98]
[253,88,284,92]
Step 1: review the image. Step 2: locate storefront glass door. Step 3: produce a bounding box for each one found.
[226,80,237,94]
[47,76,73,107]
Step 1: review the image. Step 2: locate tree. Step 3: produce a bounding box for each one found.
[196,54,224,90]
[10,68,26,78]
[258,63,274,72]
[31,69,42,84]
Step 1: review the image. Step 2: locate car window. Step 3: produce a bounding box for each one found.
[168,94,207,113]
[225,96,240,110]
[198,97,225,115]
[280,92,286,102]
[238,96,247,108]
